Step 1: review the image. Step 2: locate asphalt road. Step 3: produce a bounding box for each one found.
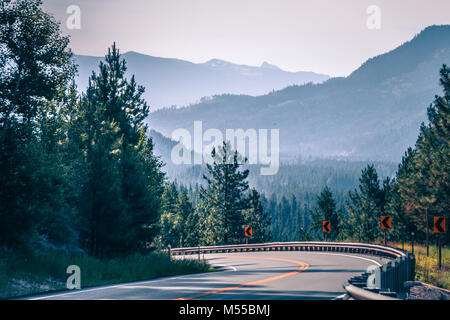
[27,252,388,300]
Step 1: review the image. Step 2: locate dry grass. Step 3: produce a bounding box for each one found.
[390,242,450,290]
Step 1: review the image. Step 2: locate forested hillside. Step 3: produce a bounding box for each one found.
[149,25,450,162]
[0,2,448,293]
[151,67,449,246]
[0,1,165,257]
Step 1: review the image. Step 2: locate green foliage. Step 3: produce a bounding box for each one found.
[71,44,165,258]
[200,142,250,245]
[383,178,415,243]
[337,65,449,247]
[396,65,450,245]
[311,187,340,240]
[243,188,271,243]
[0,0,75,253]
[157,183,196,248]
[164,142,272,246]
[0,1,165,259]
[345,165,385,242]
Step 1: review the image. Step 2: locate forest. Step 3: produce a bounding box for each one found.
[0,0,448,271]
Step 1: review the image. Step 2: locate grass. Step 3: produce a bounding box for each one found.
[389,242,450,290]
[0,251,213,299]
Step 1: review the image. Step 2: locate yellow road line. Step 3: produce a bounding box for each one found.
[176,256,309,300]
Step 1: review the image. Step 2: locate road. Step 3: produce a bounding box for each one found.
[27,251,388,300]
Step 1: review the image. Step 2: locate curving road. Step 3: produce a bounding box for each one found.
[27,252,388,300]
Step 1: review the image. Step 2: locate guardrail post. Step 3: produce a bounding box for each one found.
[404,255,409,286]
[366,265,381,290]
[402,256,408,290]
[389,261,396,292]
[389,261,395,292]
[381,262,393,291]
[375,266,382,290]
[399,256,405,292]
[393,260,400,293]
[408,253,415,281]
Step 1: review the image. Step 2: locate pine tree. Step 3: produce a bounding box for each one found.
[200,142,250,244]
[177,190,195,247]
[278,196,290,241]
[243,188,271,243]
[346,165,384,242]
[311,186,339,240]
[195,186,224,245]
[397,65,450,248]
[0,0,75,253]
[73,44,164,258]
[384,177,415,247]
[157,184,196,248]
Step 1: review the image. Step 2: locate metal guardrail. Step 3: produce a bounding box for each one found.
[344,251,415,299]
[169,241,415,300]
[170,241,406,259]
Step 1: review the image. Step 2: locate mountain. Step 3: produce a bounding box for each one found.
[148,25,450,162]
[74,53,329,110]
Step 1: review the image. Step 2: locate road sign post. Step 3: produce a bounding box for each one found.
[244,226,253,244]
[438,236,442,269]
[381,216,392,246]
[433,217,446,269]
[322,221,330,241]
[244,226,253,237]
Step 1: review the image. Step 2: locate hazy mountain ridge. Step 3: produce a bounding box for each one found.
[148,129,398,200]
[148,25,450,162]
[74,52,329,110]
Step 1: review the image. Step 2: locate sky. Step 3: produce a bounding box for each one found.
[42,0,450,77]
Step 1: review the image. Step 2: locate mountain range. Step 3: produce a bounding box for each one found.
[148,25,450,163]
[74,53,329,109]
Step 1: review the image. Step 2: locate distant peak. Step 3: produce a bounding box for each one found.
[261,61,282,71]
[123,50,141,55]
[204,58,232,67]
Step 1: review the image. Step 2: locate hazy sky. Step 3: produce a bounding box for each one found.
[42,0,450,77]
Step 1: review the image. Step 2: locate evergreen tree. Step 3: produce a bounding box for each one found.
[157,183,179,248]
[384,177,415,247]
[158,183,196,248]
[243,188,271,243]
[195,186,224,245]
[311,186,340,240]
[177,190,195,247]
[397,65,450,248]
[0,0,75,253]
[346,165,384,242]
[73,44,164,258]
[278,196,291,241]
[200,142,250,244]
